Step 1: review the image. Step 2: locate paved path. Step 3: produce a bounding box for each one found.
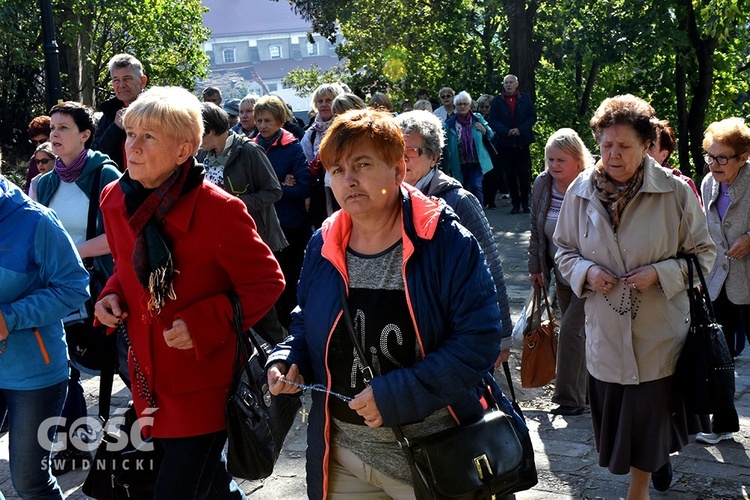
[2,195,749,499]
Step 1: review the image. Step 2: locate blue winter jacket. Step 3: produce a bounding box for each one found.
[267,184,527,498]
[0,177,90,390]
[255,130,311,229]
[443,112,495,184]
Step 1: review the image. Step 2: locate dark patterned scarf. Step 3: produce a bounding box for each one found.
[456,112,476,163]
[593,160,644,231]
[119,159,205,314]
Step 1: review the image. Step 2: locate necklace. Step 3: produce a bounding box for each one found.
[281,379,353,403]
[602,284,641,319]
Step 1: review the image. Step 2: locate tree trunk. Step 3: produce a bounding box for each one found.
[685,3,717,179]
[675,52,690,176]
[577,58,599,130]
[503,0,540,100]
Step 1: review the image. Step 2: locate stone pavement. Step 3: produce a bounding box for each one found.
[2,195,749,499]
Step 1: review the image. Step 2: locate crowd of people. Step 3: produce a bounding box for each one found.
[0,50,748,500]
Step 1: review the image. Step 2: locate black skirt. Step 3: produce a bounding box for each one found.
[589,374,709,474]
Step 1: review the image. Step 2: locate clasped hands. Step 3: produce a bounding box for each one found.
[586,264,658,294]
[267,362,384,427]
[94,293,194,349]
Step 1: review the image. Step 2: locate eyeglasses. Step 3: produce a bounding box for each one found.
[30,138,48,146]
[455,102,470,106]
[404,147,424,158]
[703,152,739,166]
[440,94,453,99]
[36,158,53,166]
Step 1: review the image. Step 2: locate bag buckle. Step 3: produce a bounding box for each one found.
[473,454,493,481]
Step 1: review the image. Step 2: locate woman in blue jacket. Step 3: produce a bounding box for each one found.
[0,166,89,499]
[266,109,524,498]
[443,91,495,206]
[253,95,312,327]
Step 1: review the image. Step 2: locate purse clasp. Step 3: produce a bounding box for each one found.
[473,454,493,480]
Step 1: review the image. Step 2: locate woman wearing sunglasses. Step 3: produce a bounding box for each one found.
[28,142,55,201]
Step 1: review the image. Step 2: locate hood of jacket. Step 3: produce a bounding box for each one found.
[426,168,463,198]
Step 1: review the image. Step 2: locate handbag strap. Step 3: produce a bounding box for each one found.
[682,253,718,322]
[229,293,270,385]
[84,167,102,270]
[530,285,553,328]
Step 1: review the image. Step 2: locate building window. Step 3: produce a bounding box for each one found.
[222,48,235,63]
[307,42,318,56]
[267,83,278,92]
[269,45,282,59]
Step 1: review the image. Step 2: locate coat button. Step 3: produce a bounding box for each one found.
[723,221,731,228]
[685,317,689,323]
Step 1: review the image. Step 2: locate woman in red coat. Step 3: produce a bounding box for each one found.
[94,86,285,499]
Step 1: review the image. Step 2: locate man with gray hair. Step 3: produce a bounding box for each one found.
[91,53,148,171]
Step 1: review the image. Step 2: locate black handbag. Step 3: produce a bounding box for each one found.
[676,254,736,415]
[339,287,537,499]
[82,403,163,500]
[225,294,301,480]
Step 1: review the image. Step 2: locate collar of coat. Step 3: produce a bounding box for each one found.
[568,155,682,200]
[319,183,445,287]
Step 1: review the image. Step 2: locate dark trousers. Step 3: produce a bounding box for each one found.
[708,286,746,433]
[275,226,312,328]
[155,431,245,499]
[460,162,484,206]
[500,146,531,209]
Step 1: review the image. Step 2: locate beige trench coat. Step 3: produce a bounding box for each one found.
[554,158,716,385]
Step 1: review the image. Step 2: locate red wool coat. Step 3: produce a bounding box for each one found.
[99,180,285,438]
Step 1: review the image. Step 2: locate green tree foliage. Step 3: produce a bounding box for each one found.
[282,64,350,97]
[0,0,208,161]
[284,0,750,180]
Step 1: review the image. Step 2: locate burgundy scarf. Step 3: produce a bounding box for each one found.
[456,113,476,163]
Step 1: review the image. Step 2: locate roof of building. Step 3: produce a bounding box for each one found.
[208,55,339,80]
[203,0,311,38]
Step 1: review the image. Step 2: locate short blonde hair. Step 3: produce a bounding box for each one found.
[311,83,346,111]
[253,95,290,124]
[413,99,433,112]
[545,128,594,172]
[124,86,203,154]
[703,117,750,154]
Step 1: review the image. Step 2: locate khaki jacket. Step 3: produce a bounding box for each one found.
[701,162,750,303]
[554,158,716,384]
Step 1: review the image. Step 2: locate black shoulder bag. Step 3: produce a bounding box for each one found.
[338,287,537,499]
[676,254,736,415]
[225,294,301,480]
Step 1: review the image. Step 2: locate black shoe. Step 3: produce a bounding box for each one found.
[550,405,585,416]
[651,460,673,491]
[50,448,93,476]
[522,205,530,213]
[510,206,521,214]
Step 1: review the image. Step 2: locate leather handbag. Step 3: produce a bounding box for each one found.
[520,286,557,388]
[82,402,163,500]
[339,288,537,499]
[225,294,301,480]
[676,254,736,415]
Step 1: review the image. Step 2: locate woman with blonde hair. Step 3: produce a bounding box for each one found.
[28,141,55,201]
[95,86,284,498]
[529,128,593,416]
[695,117,750,445]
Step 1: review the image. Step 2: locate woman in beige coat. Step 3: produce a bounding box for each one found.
[554,95,715,498]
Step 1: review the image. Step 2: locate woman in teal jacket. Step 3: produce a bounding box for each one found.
[443,91,494,206]
[0,169,89,499]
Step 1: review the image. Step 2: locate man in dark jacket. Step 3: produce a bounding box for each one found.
[489,74,537,214]
[91,54,147,171]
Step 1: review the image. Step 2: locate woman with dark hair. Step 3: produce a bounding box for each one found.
[1,149,90,500]
[555,94,715,496]
[650,119,700,200]
[95,86,284,499]
[36,101,122,474]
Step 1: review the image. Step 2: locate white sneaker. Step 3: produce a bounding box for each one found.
[695,432,733,444]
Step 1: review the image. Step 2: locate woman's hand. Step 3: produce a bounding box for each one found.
[586,265,618,293]
[349,386,383,428]
[727,234,750,261]
[530,273,545,289]
[94,293,129,328]
[267,362,304,396]
[474,122,486,134]
[621,265,659,292]
[282,174,297,187]
[494,349,511,368]
[163,318,193,350]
